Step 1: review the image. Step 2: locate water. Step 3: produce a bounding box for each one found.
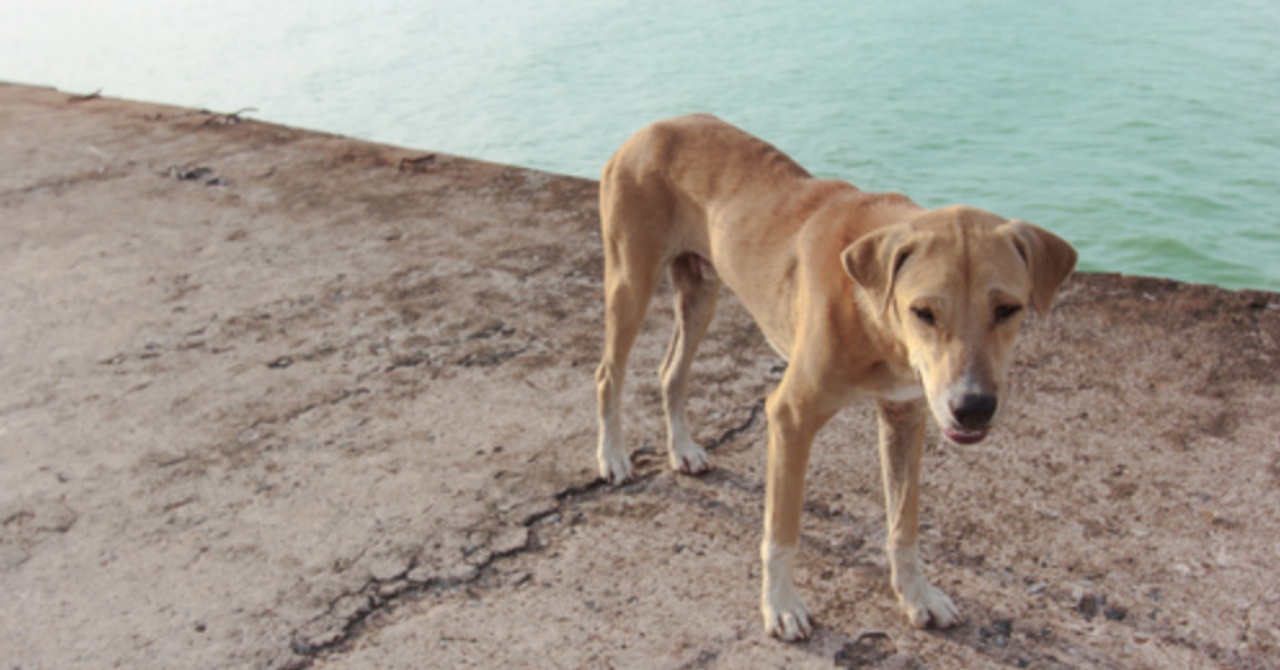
[3,0,1278,291]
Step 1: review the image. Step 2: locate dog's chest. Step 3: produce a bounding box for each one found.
[873,380,925,402]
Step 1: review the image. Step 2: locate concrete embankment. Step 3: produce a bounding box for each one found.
[1,83,1277,669]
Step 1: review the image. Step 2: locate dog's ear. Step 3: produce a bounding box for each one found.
[1002,220,1078,314]
[841,225,916,315]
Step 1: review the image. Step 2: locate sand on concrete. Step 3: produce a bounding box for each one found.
[1,83,1278,669]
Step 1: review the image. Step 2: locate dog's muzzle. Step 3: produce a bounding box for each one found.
[944,393,996,444]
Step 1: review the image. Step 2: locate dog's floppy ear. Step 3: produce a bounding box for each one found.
[1002,220,1078,314]
[841,225,916,315]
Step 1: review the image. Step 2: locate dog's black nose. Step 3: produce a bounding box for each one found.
[951,393,997,429]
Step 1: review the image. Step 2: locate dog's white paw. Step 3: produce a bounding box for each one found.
[669,440,710,475]
[596,444,632,485]
[896,577,961,629]
[762,587,812,641]
[761,542,812,641]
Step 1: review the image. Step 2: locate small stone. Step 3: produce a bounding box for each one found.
[1104,606,1128,621]
[378,580,408,598]
[534,512,561,526]
[301,627,343,652]
[463,548,493,567]
[405,566,435,584]
[1072,585,1101,621]
[442,563,480,583]
[37,500,78,533]
[506,494,558,527]
[491,526,530,556]
[369,557,407,582]
[979,624,1010,646]
[332,593,373,620]
[1077,594,1099,620]
[835,631,895,668]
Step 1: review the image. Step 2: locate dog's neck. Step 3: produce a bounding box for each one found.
[850,281,911,368]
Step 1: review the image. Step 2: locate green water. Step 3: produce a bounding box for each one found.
[3,0,1278,290]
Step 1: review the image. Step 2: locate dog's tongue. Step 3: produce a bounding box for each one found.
[944,428,988,445]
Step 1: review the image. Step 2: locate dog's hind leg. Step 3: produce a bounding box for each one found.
[594,213,665,484]
[659,253,721,474]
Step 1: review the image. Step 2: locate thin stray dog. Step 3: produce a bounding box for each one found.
[593,114,1077,640]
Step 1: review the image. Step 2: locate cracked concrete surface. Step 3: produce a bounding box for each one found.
[2,83,1278,669]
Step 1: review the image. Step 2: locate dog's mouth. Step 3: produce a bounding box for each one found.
[942,427,988,445]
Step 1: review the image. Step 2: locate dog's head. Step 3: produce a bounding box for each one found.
[841,206,1077,444]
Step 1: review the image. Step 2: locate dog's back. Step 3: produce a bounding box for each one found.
[602,114,811,206]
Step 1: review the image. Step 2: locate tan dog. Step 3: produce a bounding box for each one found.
[594,114,1077,640]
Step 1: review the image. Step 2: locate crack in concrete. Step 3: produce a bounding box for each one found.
[258,387,372,426]
[706,398,765,450]
[373,326,534,376]
[0,166,132,198]
[284,486,584,664]
[282,399,768,667]
[283,510,548,668]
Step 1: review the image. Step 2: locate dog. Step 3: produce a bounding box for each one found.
[593,114,1077,640]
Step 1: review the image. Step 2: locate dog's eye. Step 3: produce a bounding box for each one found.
[911,306,936,326]
[995,304,1023,323]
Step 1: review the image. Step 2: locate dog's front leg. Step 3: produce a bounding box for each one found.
[760,383,834,641]
[876,398,961,629]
